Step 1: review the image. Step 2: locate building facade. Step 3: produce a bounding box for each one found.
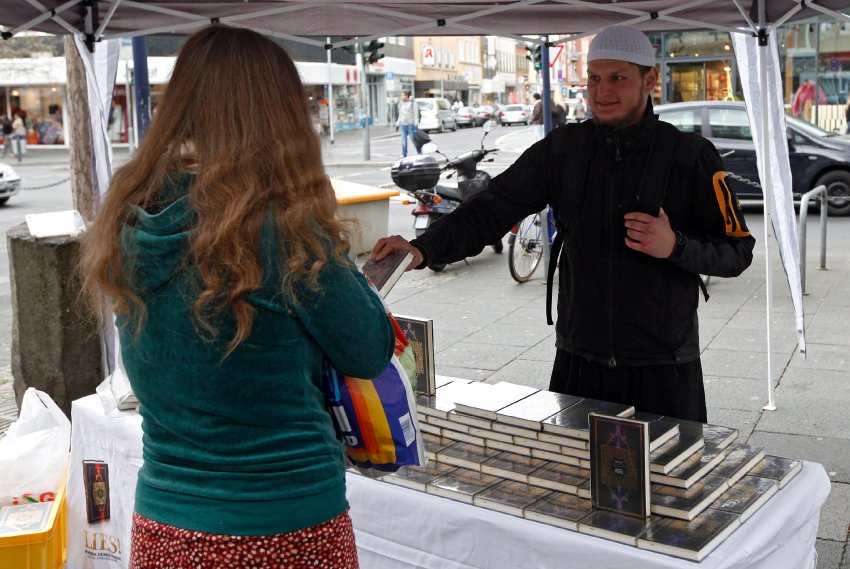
[4,21,850,146]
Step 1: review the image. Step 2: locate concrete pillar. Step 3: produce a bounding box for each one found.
[8,224,103,416]
[64,35,96,223]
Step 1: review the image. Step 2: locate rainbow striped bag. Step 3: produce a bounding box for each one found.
[323,315,425,474]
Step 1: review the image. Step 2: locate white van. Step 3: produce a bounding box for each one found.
[416,97,458,133]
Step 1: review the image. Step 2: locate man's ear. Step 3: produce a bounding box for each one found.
[643,67,659,95]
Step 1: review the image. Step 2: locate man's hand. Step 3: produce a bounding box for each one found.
[370,235,423,270]
[623,208,677,258]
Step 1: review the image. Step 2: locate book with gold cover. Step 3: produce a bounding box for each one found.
[541,399,635,440]
[636,508,740,561]
[361,250,414,297]
[646,419,680,452]
[650,474,729,520]
[650,445,729,489]
[524,491,595,531]
[436,441,501,471]
[649,428,705,474]
[395,315,436,395]
[0,502,54,535]
[710,475,778,522]
[473,479,552,516]
[527,461,590,494]
[427,468,503,504]
[421,432,457,460]
[481,451,546,483]
[748,455,802,489]
[578,510,651,546]
[673,419,739,450]
[383,460,459,492]
[710,444,766,485]
[589,414,651,518]
[452,381,539,420]
[495,391,582,430]
[417,380,482,419]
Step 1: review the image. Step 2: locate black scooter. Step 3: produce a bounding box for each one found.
[391,121,502,271]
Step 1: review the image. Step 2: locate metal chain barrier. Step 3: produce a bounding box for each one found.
[21,177,71,190]
[724,170,761,188]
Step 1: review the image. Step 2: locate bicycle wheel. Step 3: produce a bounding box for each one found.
[508,213,544,283]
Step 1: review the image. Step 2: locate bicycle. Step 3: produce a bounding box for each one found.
[508,207,557,283]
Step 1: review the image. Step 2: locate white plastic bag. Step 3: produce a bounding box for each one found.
[0,388,70,506]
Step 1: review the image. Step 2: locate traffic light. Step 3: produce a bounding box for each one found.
[365,40,385,64]
[527,44,543,71]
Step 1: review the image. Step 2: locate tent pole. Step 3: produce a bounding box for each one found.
[540,35,552,273]
[758,3,777,411]
[327,37,335,146]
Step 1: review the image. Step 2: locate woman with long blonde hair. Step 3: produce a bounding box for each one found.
[81,25,393,568]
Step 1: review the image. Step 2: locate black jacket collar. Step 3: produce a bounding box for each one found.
[593,98,657,158]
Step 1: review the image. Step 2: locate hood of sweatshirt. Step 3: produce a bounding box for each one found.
[120,172,195,293]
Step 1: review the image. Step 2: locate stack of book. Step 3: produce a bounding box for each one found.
[383,378,805,561]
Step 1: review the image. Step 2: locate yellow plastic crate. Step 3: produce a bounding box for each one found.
[0,482,67,569]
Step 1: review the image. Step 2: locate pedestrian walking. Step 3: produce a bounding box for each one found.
[1,118,12,158]
[531,93,544,140]
[397,90,420,157]
[11,113,25,162]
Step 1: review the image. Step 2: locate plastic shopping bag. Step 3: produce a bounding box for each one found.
[323,316,425,475]
[0,388,70,506]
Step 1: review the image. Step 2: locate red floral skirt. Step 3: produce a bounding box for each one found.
[130,509,359,568]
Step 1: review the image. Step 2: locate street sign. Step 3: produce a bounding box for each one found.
[549,45,564,68]
[385,71,395,80]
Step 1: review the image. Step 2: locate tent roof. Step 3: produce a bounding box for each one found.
[3,1,850,49]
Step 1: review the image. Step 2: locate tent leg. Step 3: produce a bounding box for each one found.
[757,9,777,412]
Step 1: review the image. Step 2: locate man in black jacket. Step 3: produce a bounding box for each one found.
[371,25,754,422]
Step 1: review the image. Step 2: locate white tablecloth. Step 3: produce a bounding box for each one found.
[68,394,830,569]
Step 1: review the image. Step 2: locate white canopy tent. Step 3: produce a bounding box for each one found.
[4,0,850,409]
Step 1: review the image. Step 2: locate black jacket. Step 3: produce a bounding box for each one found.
[411,105,755,367]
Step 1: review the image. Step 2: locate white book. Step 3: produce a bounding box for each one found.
[453,382,539,420]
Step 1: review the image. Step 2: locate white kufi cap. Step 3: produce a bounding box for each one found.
[587,25,655,67]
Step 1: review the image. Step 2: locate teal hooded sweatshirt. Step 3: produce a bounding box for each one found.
[117,174,394,535]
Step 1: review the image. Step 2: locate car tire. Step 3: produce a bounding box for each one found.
[815,170,850,216]
[0,198,8,206]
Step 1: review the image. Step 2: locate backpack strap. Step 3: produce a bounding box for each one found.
[545,121,595,325]
[635,122,710,301]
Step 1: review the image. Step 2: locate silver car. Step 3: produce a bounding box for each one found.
[417,98,458,133]
[499,104,530,126]
[0,163,21,205]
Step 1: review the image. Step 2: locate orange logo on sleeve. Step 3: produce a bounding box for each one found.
[712,172,751,237]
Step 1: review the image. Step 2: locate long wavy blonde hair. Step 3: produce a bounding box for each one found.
[81,25,352,353]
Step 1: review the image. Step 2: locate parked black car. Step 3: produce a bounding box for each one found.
[655,101,850,215]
